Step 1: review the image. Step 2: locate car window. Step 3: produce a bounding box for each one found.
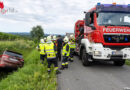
[4,51,23,58]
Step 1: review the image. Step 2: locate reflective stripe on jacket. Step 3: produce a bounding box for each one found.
[39,43,45,55]
[62,43,70,56]
[69,39,76,49]
[45,42,56,59]
[69,43,76,49]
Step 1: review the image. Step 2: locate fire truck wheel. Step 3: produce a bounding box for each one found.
[114,60,125,66]
[82,49,91,66]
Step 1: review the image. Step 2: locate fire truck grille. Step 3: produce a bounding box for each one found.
[103,34,130,43]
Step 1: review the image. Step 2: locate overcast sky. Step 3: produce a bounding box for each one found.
[0,0,130,34]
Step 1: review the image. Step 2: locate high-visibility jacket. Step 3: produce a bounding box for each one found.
[69,43,76,49]
[62,43,70,56]
[39,43,45,55]
[69,39,76,49]
[45,42,56,59]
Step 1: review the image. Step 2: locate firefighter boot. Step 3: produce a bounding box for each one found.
[65,64,68,69]
[65,62,68,68]
[70,58,74,62]
[56,70,61,74]
[60,65,65,70]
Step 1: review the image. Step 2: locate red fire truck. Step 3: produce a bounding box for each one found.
[75,3,130,66]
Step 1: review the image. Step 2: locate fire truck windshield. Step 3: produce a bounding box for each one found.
[97,12,130,27]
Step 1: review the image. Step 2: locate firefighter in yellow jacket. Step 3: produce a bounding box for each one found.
[69,35,76,62]
[37,39,46,64]
[52,36,57,46]
[60,36,70,70]
[44,36,61,74]
[52,35,58,59]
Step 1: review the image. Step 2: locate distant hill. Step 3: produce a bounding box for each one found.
[7,32,65,37]
[0,32,26,41]
[7,32,30,36]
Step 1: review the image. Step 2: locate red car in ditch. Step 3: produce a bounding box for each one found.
[0,50,24,70]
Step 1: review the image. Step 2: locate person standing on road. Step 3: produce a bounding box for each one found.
[37,39,46,64]
[52,35,58,47]
[57,35,63,61]
[60,36,70,70]
[52,35,58,59]
[69,35,76,62]
[44,36,61,74]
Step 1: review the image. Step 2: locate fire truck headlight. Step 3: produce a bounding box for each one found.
[94,51,102,56]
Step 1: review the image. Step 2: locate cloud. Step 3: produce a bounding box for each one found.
[0,0,130,34]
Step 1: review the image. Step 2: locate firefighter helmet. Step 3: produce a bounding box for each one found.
[47,36,52,42]
[53,35,57,40]
[40,39,44,43]
[63,37,69,43]
[70,34,74,39]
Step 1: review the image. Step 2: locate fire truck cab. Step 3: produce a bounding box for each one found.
[75,3,130,66]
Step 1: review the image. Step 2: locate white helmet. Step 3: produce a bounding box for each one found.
[40,39,44,43]
[47,36,51,42]
[53,35,57,40]
[70,34,74,39]
[63,37,69,43]
[44,37,46,40]
[49,35,53,40]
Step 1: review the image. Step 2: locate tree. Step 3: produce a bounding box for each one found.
[30,25,44,42]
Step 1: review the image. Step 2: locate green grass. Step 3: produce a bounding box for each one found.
[0,50,57,90]
[0,40,34,80]
[0,40,35,54]
[125,60,130,66]
[0,40,57,90]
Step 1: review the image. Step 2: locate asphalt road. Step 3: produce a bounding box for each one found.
[58,56,130,90]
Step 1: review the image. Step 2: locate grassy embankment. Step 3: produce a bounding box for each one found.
[125,60,130,66]
[0,40,57,90]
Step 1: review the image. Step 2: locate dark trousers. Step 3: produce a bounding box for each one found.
[47,58,58,71]
[62,56,68,63]
[57,47,62,60]
[69,49,74,59]
[61,56,69,66]
[40,54,46,64]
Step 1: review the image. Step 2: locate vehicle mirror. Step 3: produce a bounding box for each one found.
[85,12,90,26]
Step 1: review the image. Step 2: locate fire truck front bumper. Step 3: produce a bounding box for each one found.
[90,43,130,60]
